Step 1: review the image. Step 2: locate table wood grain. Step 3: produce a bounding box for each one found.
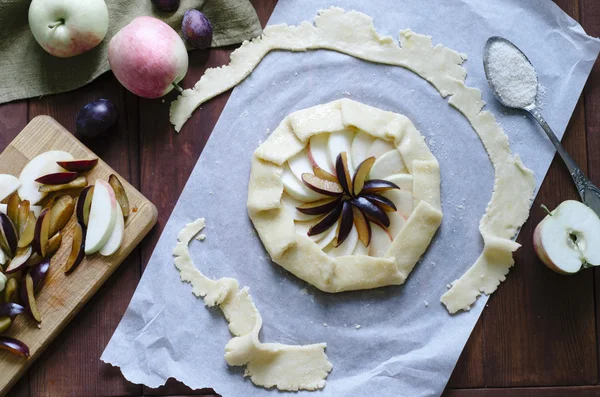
[0,0,597,395]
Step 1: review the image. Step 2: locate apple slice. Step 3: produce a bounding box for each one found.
[0,175,21,202]
[76,185,95,227]
[369,150,407,179]
[328,129,355,173]
[108,175,130,218]
[388,211,407,239]
[382,189,414,219]
[369,223,393,257]
[385,174,414,192]
[288,149,315,184]
[353,238,369,255]
[48,195,75,236]
[0,213,18,257]
[38,176,87,193]
[65,223,85,274]
[84,180,117,255]
[0,248,5,266]
[351,131,375,166]
[99,204,124,256]
[33,209,50,257]
[308,134,335,174]
[534,200,600,274]
[366,139,395,159]
[18,150,73,204]
[35,172,79,185]
[328,224,358,257]
[281,166,324,202]
[281,193,317,221]
[57,159,98,172]
[5,246,33,274]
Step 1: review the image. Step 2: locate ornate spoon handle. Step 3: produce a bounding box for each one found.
[526,105,600,216]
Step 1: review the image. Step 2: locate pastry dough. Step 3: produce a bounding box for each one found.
[248,99,442,292]
[174,219,332,391]
[172,7,535,311]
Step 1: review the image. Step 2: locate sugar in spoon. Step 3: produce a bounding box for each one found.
[483,36,600,216]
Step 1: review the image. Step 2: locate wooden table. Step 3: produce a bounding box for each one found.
[0,1,598,396]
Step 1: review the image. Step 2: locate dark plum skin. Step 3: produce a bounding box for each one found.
[75,98,118,138]
[182,9,213,49]
[151,0,180,12]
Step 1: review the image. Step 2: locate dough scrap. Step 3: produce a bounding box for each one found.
[174,219,332,391]
[249,99,441,292]
[172,7,535,312]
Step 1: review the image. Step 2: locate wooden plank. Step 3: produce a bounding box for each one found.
[446,318,484,388]
[0,102,28,150]
[24,74,143,397]
[443,385,600,397]
[0,116,156,397]
[579,0,600,386]
[483,98,596,387]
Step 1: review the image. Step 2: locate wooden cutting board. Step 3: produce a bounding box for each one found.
[0,116,158,396]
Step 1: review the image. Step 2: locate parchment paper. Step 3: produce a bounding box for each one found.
[101,1,600,396]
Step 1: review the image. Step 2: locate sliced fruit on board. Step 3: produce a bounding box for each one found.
[5,246,33,274]
[38,176,87,193]
[3,278,17,303]
[0,175,21,202]
[385,174,414,192]
[99,204,124,256]
[6,193,20,228]
[109,174,129,218]
[18,150,73,204]
[46,232,62,257]
[21,273,41,323]
[328,129,354,173]
[281,165,324,202]
[16,200,30,238]
[65,223,85,274]
[0,303,26,318]
[369,223,393,257]
[351,130,375,166]
[369,150,407,179]
[48,195,75,236]
[327,224,358,257]
[35,172,78,185]
[33,209,50,257]
[30,258,50,291]
[0,204,41,217]
[0,213,18,257]
[534,200,600,274]
[0,336,29,357]
[84,180,117,255]
[308,134,335,174]
[365,138,395,159]
[17,211,36,249]
[57,158,98,172]
[288,149,315,184]
[76,185,95,227]
[282,193,318,221]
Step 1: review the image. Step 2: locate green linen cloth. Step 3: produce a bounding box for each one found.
[0,0,262,103]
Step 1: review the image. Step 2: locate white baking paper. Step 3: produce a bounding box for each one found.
[101,1,600,396]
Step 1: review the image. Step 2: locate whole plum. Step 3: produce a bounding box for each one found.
[76,98,118,138]
[182,9,213,49]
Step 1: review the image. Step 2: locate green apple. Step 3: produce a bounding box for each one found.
[28,0,109,58]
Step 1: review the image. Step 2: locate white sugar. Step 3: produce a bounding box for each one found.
[487,41,537,108]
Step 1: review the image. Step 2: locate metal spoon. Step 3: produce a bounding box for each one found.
[483,36,600,216]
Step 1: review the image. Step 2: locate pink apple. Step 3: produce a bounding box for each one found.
[28,0,109,58]
[108,16,188,98]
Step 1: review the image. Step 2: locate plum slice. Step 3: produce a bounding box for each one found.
[30,258,50,291]
[0,318,11,333]
[5,245,32,274]
[296,197,341,216]
[4,278,18,303]
[18,210,36,248]
[352,157,376,196]
[301,173,343,196]
[0,212,18,257]
[57,159,98,172]
[308,202,343,237]
[335,152,352,195]
[362,193,397,212]
[109,174,130,218]
[334,201,354,247]
[48,195,75,236]
[351,196,390,228]
[33,208,50,257]
[312,165,337,183]
[0,302,26,318]
[0,336,29,357]
[352,206,371,247]
[6,192,20,227]
[35,172,78,185]
[46,232,62,257]
[361,179,400,194]
[76,185,94,227]
[65,223,85,274]
[38,176,87,193]
[21,273,41,323]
